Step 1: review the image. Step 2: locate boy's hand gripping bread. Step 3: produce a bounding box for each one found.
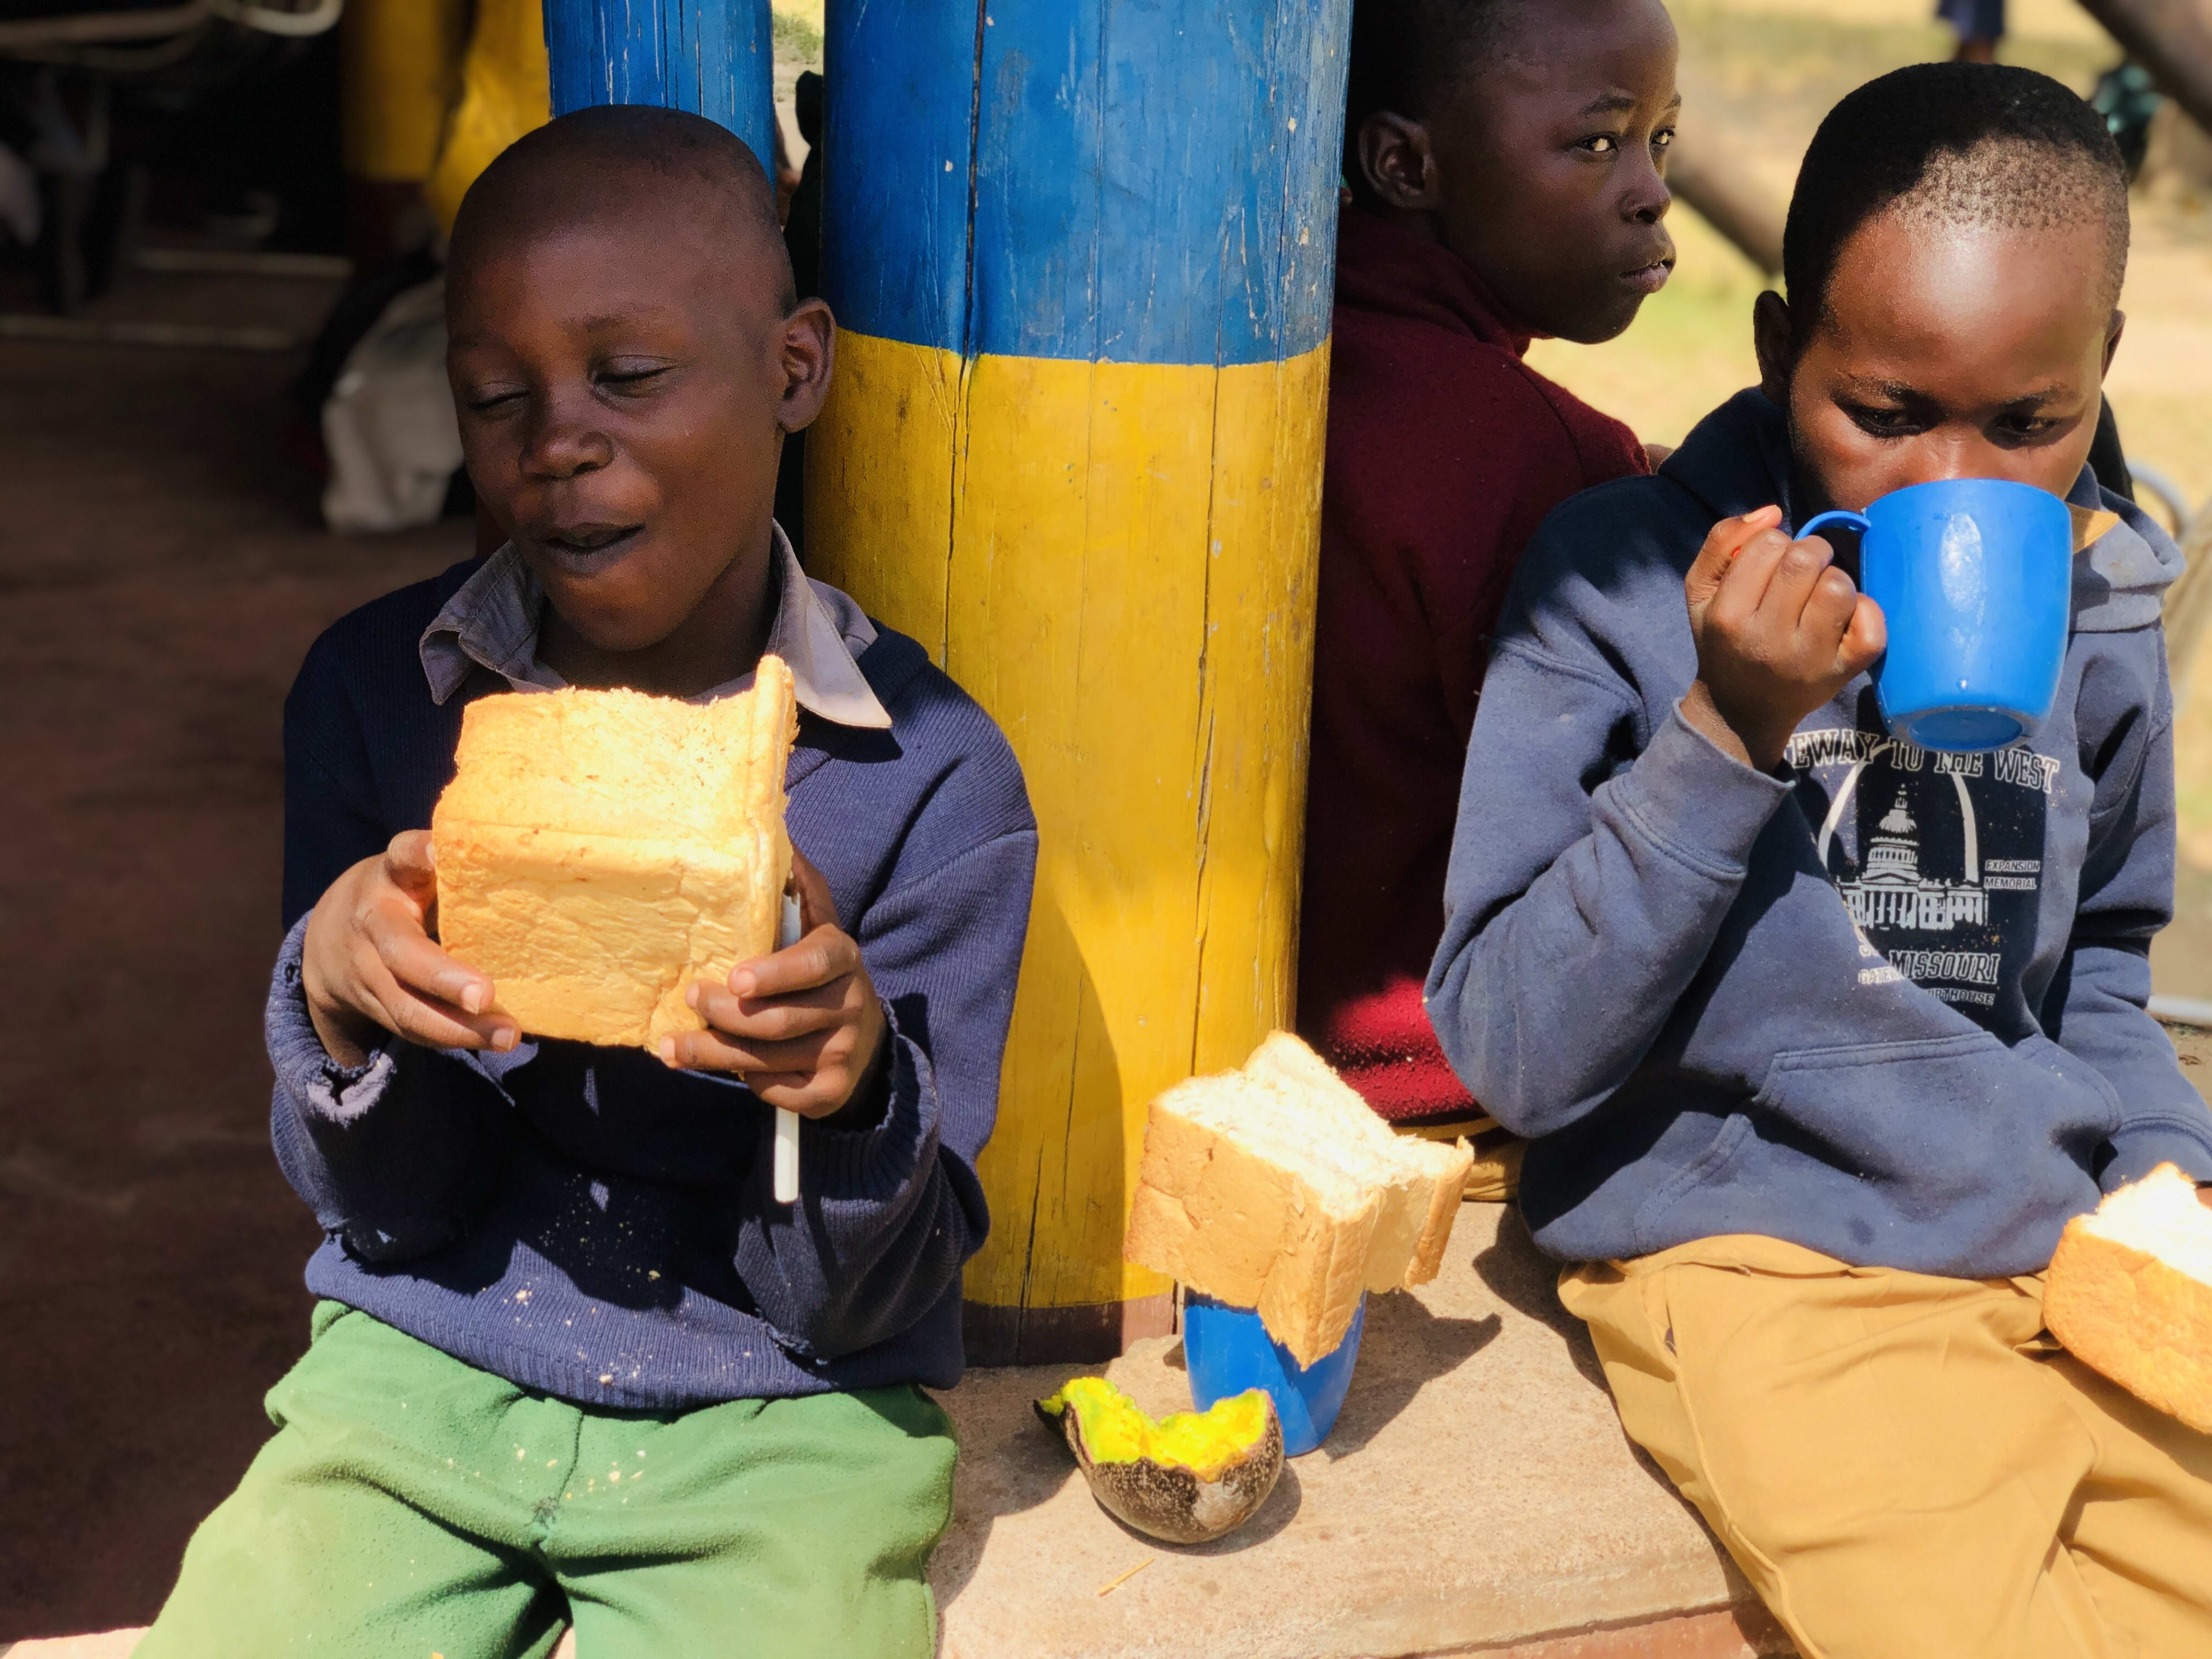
[1123,1032,1474,1368]
[2045,1162,2212,1434]
[430,658,799,1050]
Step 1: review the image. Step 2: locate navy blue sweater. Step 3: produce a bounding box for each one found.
[1429,391,2212,1277]
[268,559,1036,1407]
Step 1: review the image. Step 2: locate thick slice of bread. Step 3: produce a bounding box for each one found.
[430,660,798,1049]
[1124,1032,1475,1368]
[2045,1162,2212,1434]
[1241,1033,1472,1290]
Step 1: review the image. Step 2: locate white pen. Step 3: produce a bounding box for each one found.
[772,886,804,1205]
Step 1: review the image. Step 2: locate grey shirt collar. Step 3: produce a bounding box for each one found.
[418,521,893,729]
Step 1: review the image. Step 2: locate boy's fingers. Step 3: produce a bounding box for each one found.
[1685,506,1786,603]
[362,897,496,1016]
[730,927,863,999]
[749,1074,869,1118]
[743,1074,831,1115]
[1755,534,1838,633]
[1704,527,1793,633]
[1798,563,1860,648]
[1836,593,1888,678]
[383,830,439,896]
[789,846,839,935]
[353,959,517,1052]
[690,979,844,1040]
[660,1026,830,1078]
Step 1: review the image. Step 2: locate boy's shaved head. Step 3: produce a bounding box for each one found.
[442,102,836,689]
[450,104,796,312]
[1785,63,2128,341]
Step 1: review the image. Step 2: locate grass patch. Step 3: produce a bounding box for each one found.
[772,1,822,65]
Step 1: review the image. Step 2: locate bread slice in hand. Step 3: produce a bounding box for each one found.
[430,658,798,1050]
[1124,1032,1475,1368]
[2045,1161,2212,1434]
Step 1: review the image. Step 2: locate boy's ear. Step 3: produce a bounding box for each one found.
[777,298,836,434]
[1355,112,1442,211]
[1752,290,1794,405]
[2100,308,2126,380]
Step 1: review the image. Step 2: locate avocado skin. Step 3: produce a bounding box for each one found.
[1035,1391,1285,1544]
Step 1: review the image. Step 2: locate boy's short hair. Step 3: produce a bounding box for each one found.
[1343,0,1529,172]
[451,104,797,312]
[1783,62,2129,340]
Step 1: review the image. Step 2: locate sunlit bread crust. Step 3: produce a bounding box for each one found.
[2046,1162,2212,1435]
[1124,1032,1475,1368]
[430,660,797,1049]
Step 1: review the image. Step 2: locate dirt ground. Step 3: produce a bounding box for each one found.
[0,262,467,1637]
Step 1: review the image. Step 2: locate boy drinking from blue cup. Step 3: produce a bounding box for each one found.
[1429,63,2212,1653]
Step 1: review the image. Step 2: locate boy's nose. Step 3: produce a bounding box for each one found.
[523,419,614,479]
[1625,156,1672,224]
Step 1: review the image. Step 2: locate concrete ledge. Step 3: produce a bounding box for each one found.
[929,1204,1773,1658]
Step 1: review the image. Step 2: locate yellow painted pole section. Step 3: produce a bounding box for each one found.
[809,332,1328,1313]
[340,0,469,183]
[422,0,555,235]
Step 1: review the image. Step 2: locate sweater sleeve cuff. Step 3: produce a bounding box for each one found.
[799,1003,941,1202]
[266,913,397,1125]
[2101,1116,2212,1191]
[1604,700,1796,878]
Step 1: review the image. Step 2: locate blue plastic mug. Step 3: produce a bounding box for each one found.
[1183,1291,1365,1457]
[1800,477,2072,753]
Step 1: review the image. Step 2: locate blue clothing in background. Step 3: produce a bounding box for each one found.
[1426,389,2212,1278]
[1940,0,2005,43]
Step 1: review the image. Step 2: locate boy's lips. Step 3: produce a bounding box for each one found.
[1622,257,1674,295]
[532,521,645,567]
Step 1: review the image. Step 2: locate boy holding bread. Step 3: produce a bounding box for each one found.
[1428,65,2212,1653]
[141,107,1036,1658]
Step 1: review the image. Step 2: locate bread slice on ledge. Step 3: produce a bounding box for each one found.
[2046,1161,2212,1434]
[430,658,798,1050]
[1124,1032,1475,1368]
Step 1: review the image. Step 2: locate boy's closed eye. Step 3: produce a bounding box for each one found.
[594,359,680,396]
[464,382,529,415]
[1836,388,2077,449]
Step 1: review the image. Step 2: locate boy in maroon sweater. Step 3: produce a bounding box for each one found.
[1298,0,1678,1123]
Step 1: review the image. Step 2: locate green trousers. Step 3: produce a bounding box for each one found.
[141,1303,957,1658]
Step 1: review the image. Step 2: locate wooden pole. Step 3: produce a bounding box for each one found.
[1665,127,1785,277]
[2077,0,2212,137]
[540,0,775,169]
[807,0,1354,1364]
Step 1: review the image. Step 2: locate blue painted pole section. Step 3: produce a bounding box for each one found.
[823,0,1346,367]
[542,0,776,171]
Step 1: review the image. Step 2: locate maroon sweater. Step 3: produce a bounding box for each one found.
[1296,209,1647,1122]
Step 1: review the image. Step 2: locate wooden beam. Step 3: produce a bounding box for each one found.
[2078,0,2212,137]
[1666,128,1786,278]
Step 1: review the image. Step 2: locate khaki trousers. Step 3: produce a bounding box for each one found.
[1559,1237,2212,1659]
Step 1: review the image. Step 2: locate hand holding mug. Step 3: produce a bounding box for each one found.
[1681,505,1888,771]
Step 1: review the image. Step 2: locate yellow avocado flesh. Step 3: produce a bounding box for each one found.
[1039,1377,1272,1484]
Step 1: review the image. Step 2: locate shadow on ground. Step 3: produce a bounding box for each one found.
[0,260,469,1639]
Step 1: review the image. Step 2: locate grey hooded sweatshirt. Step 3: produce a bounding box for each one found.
[1427,389,2212,1276]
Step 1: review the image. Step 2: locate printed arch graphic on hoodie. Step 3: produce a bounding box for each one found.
[1787,717,2054,1019]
